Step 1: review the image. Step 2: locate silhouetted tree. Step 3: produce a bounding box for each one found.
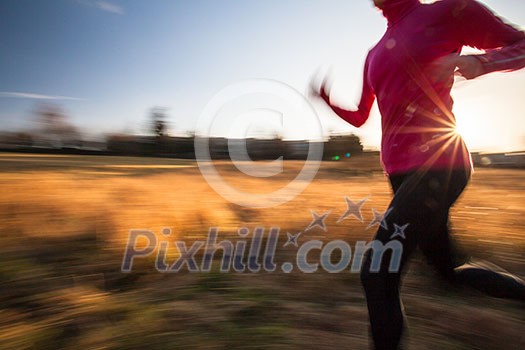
[150,107,168,138]
[34,103,80,148]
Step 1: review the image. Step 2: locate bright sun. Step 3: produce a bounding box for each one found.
[453,103,488,151]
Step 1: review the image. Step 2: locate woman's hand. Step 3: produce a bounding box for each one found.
[308,70,371,128]
[430,54,485,83]
[309,76,332,106]
[455,55,485,80]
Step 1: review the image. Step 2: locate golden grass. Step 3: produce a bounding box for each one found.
[0,153,524,349]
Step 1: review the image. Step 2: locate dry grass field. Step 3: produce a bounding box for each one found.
[0,152,524,349]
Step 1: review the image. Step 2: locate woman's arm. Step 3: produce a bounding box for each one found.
[316,56,375,128]
[473,39,525,75]
[454,0,525,79]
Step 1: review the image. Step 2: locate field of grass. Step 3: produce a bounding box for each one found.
[0,152,524,349]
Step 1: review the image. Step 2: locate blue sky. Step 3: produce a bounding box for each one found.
[1,0,524,150]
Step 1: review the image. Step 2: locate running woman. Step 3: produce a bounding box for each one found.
[313,0,525,349]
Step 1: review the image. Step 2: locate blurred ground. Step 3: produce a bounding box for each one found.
[0,152,524,349]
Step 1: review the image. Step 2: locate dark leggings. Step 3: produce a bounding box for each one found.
[360,168,525,350]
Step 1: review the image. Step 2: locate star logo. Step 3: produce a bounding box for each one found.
[337,197,368,223]
[305,210,331,232]
[390,223,409,240]
[283,232,301,247]
[367,207,393,230]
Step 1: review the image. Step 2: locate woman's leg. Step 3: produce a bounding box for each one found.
[416,169,525,301]
[361,168,525,349]
[360,170,432,350]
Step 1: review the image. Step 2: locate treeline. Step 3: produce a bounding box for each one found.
[106,134,363,160]
[0,132,364,161]
[0,102,365,160]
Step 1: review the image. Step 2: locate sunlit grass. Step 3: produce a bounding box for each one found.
[0,153,523,349]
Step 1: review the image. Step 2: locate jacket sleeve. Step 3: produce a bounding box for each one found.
[329,54,375,128]
[455,0,525,74]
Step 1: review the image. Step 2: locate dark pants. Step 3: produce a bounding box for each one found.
[360,168,525,350]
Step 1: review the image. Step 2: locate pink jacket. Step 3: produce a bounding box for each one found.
[337,0,525,175]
